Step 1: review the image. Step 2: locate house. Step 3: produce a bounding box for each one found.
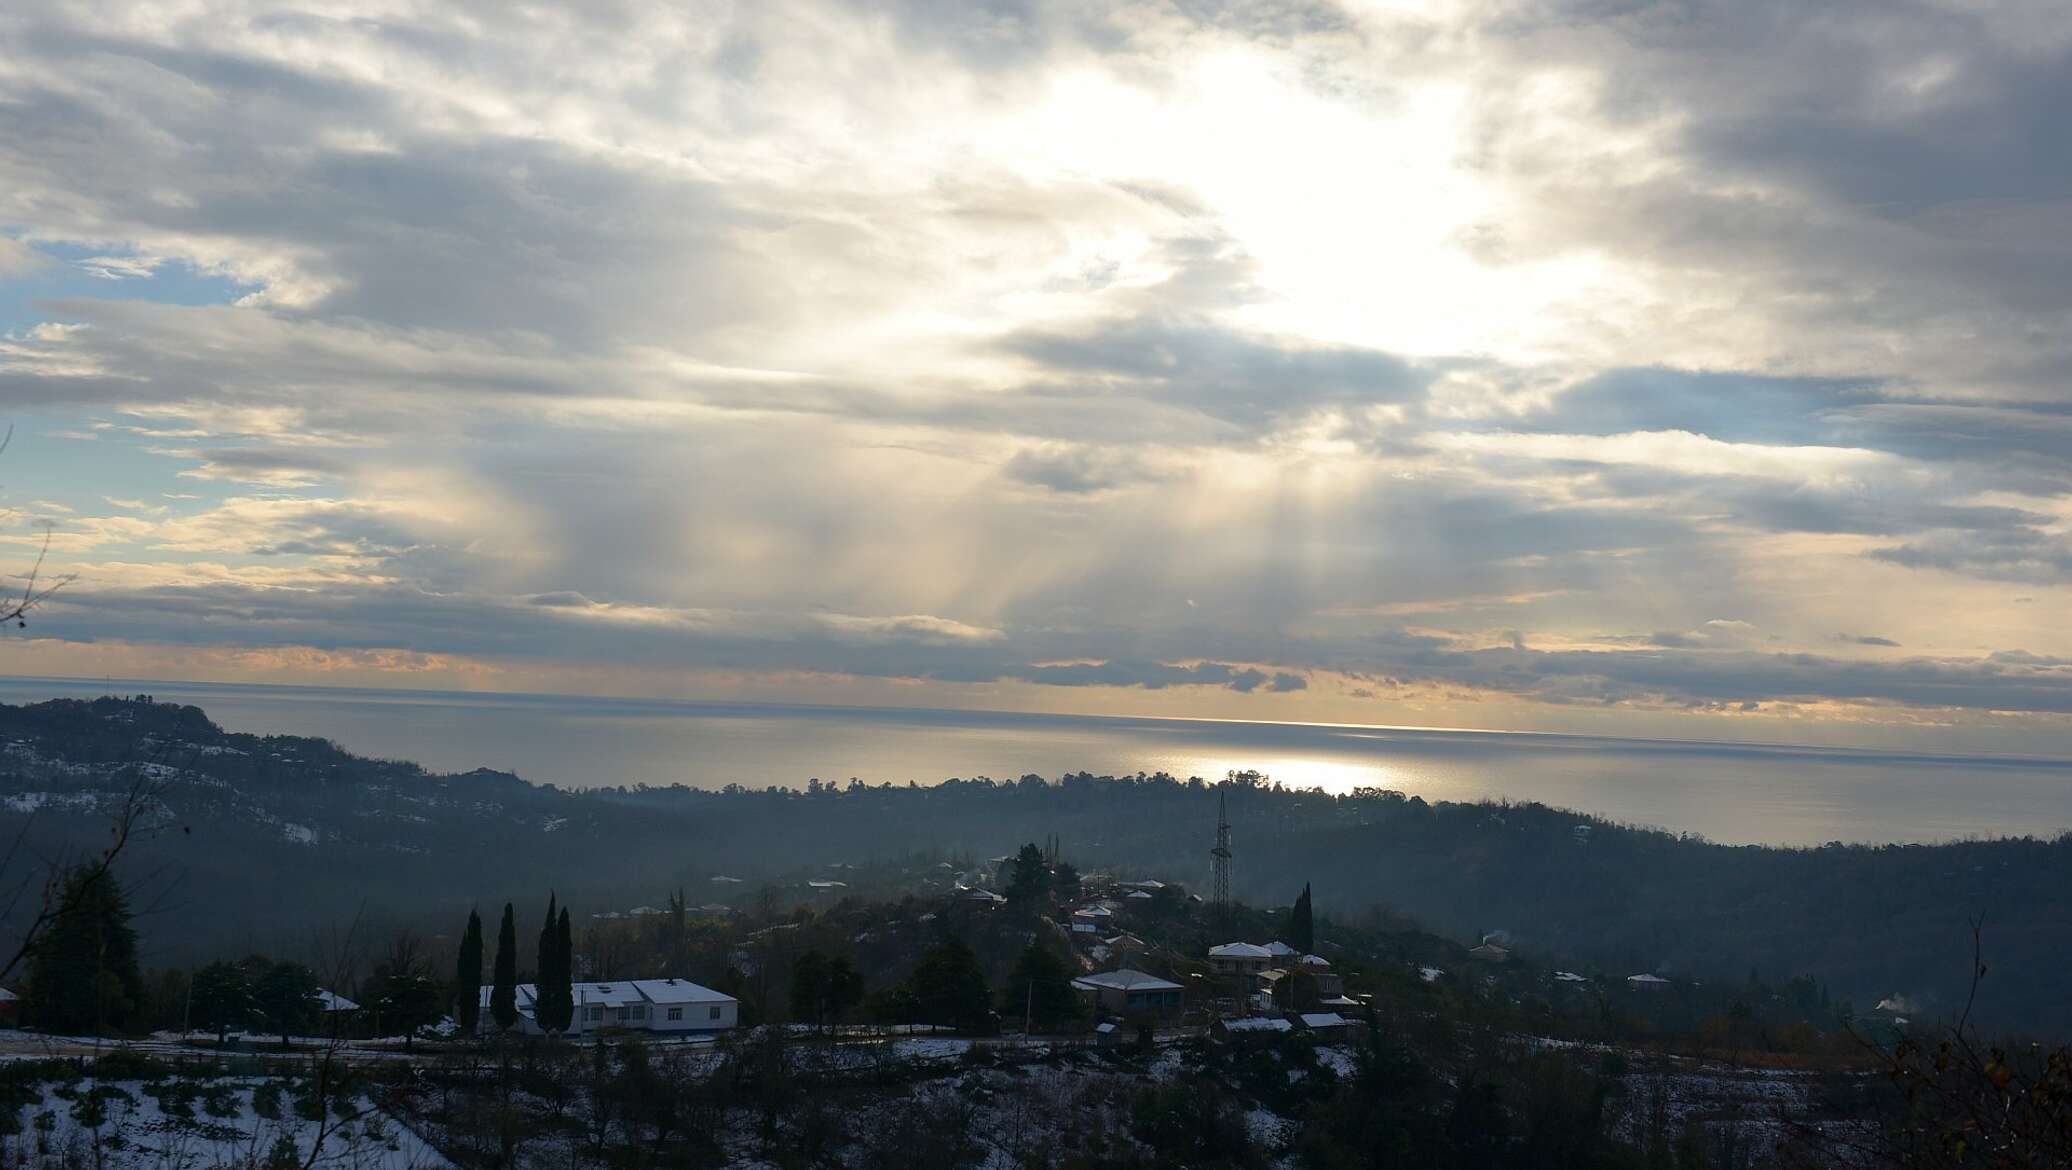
[1468,942,1510,962]
[1297,1012,1355,1036]
[1103,933,1148,960]
[1214,1016,1293,1041]
[1071,969,1186,1017]
[316,990,359,1014]
[1264,941,1300,960]
[479,978,738,1036]
[1294,954,1344,999]
[1627,973,1671,990]
[1207,942,1274,977]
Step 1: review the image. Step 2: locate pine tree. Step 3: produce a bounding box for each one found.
[24,866,145,1036]
[906,936,993,1033]
[190,960,256,1044]
[1005,842,1051,907]
[455,908,483,1035]
[490,902,519,1032]
[534,893,562,1034]
[1290,882,1315,954]
[1004,943,1083,1033]
[252,961,320,1046]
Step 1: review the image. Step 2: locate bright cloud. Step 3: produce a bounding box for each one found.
[0,0,2069,751]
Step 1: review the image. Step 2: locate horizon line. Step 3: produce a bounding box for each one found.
[3,670,2070,772]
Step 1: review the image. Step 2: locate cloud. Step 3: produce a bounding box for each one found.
[0,0,2067,748]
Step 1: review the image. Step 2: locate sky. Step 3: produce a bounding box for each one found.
[1,0,2070,754]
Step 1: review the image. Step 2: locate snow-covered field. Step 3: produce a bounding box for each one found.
[5,1077,450,1170]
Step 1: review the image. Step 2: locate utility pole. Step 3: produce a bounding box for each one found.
[1211,784,1232,924]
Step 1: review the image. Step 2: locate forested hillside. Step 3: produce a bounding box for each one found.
[6,696,2068,1036]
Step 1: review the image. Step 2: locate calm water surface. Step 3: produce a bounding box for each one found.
[3,675,2069,848]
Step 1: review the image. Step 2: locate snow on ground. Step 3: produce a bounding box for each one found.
[1313,1044,1357,1079]
[10,1077,450,1170]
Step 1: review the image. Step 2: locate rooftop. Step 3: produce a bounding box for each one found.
[1072,968,1185,993]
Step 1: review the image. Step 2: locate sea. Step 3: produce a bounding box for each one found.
[1,675,2069,848]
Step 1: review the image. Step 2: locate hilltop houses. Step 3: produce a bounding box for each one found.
[1208,940,1344,1012]
[1207,942,1275,978]
[479,978,738,1037]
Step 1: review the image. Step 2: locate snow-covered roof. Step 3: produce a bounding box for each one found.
[1418,966,1444,983]
[1209,942,1274,959]
[1071,969,1184,993]
[316,990,359,1012]
[479,979,736,1010]
[1300,954,1330,968]
[1265,941,1299,957]
[1299,1012,1352,1029]
[806,880,847,889]
[1627,973,1671,985]
[1119,879,1165,890]
[1094,1021,1118,1034]
[478,984,540,1012]
[1219,1016,1292,1033]
[627,978,734,1005]
[1073,905,1114,917]
[1125,890,1153,899]
[1554,971,1588,983]
[0,987,17,1002]
[1319,995,1360,1007]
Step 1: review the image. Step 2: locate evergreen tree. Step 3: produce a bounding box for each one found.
[24,866,145,1036]
[252,961,320,1046]
[789,950,865,1032]
[362,958,442,1049]
[535,893,563,1034]
[490,902,519,1032]
[455,908,483,1034]
[906,936,993,1033]
[1290,882,1315,954]
[553,905,574,1030]
[1003,943,1084,1033]
[1005,842,1051,907]
[190,959,256,1044]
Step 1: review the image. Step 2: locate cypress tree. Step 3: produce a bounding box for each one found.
[1290,882,1315,954]
[535,894,561,1033]
[455,908,483,1034]
[490,902,519,1032]
[553,906,574,1031]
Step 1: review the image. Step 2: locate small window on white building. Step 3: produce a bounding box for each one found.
[586,1006,603,1021]
[667,1007,682,1021]
[708,1005,721,1020]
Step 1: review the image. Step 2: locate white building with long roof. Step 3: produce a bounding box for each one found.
[479,978,737,1036]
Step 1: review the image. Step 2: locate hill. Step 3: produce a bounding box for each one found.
[4,695,2068,1036]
